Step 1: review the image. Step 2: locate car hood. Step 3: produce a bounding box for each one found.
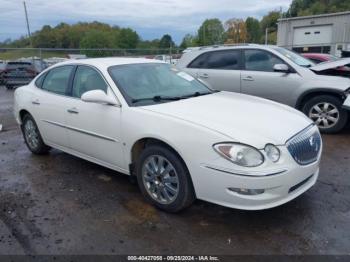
[141,92,312,148]
[310,58,350,72]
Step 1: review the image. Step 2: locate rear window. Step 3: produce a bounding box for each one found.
[6,62,33,70]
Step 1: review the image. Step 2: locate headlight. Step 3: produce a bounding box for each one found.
[264,144,281,163]
[213,143,264,167]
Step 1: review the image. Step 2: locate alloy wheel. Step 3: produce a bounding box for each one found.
[24,119,39,150]
[142,155,179,204]
[309,102,339,129]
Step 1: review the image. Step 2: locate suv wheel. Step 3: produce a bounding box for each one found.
[135,144,195,213]
[302,95,348,134]
[22,114,51,154]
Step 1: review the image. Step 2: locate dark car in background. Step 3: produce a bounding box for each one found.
[0,61,6,85]
[1,61,38,89]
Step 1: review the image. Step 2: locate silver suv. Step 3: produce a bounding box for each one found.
[177,44,350,133]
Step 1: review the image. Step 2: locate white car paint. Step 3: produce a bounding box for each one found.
[14,58,322,210]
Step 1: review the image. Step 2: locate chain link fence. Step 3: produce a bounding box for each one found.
[0,47,184,67]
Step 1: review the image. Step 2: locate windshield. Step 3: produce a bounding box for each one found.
[108,63,213,106]
[273,47,315,67]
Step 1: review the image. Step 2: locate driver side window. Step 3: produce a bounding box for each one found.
[244,50,286,72]
[72,66,108,98]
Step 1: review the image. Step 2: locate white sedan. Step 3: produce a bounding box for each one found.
[14,58,322,212]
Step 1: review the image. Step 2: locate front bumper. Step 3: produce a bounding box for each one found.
[194,153,320,210]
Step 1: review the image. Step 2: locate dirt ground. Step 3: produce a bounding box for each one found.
[0,86,349,255]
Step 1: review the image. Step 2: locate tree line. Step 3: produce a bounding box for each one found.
[1,0,349,50]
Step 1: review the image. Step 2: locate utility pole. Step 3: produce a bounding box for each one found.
[265,28,268,45]
[23,1,32,47]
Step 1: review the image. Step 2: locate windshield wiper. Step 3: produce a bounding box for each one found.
[131,95,181,103]
[180,90,219,99]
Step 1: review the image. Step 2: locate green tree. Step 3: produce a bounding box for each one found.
[117,28,139,49]
[180,34,198,49]
[245,17,261,43]
[287,0,350,17]
[80,30,116,57]
[197,19,224,46]
[158,34,175,49]
[260,11,281,44]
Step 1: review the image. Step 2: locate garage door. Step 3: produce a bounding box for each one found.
[293,25,333,46]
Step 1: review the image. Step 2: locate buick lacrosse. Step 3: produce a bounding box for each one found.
[14,58,322,212]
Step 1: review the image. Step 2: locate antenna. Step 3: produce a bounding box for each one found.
[23,1,32,46]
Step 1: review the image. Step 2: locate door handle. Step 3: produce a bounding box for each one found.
[198,73,209,79]
[242,76,254,81]
[31,99,40,105]
[67,108,79,114]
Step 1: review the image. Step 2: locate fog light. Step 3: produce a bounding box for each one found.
[229,188,265,195]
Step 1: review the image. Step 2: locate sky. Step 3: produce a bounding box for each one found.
[0,0,293,44]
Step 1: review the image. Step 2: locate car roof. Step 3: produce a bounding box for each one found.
[177,44,281,68]
[54,57,164,69]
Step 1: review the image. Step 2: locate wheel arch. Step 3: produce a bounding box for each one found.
[129,136,197,198]
[130,137,186,171]
[296,88,346,110]
[18,109,32,124]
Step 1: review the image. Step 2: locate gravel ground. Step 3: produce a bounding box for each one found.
[0,86,349,255]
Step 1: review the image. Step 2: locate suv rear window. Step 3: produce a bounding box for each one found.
[188,50,241,70]
[6,62,33,70]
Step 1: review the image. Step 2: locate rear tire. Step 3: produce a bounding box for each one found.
[135,144,195,213]
[5,85,13,90]
[22,114,51,154]
[302,95,348,134]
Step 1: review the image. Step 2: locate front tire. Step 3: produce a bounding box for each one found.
[135,144,195,213]
[22,114,51,154]
[302,95,348,134]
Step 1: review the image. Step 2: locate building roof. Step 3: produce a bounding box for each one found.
[278,11,350,22]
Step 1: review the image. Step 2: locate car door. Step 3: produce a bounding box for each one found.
[241,49,303,106]
[187,50,242,92]
[64,65,124,168]
[30,65,74,148]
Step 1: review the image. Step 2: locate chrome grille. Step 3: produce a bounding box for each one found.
[286,125,322,165]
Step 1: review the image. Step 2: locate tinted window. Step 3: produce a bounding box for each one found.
[72,66,108,98]
[189,50,240,70]
[35,72,47,88]
[6,62,32,70]
[42,66,74,95]
[244,50,285,72]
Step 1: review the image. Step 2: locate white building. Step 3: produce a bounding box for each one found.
[277,11,350,57]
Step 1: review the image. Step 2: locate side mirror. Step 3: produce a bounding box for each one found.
[81,90,120,106]
[273,64,290,73]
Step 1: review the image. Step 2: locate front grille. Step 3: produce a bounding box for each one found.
[286,125,322,165]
